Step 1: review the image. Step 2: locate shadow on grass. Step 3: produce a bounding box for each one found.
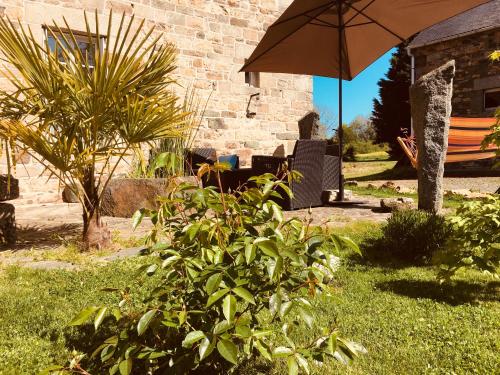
[376,278,500,306]
[1,223,81,252]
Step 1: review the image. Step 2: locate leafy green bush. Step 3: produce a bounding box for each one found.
[434,197,500,281]
[366,210,451,265]
[59,166,365,374]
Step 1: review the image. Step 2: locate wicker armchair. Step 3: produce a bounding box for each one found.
[185,148,217,175]
[252,140,327,210]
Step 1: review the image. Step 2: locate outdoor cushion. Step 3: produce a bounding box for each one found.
[218,154,240,170]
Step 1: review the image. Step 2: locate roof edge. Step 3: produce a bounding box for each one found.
[408,24,500,51]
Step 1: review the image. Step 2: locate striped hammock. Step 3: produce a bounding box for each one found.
[397,117,498,168]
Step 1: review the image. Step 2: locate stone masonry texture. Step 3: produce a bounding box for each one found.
[0,1,312,203]
[412,28,500,118]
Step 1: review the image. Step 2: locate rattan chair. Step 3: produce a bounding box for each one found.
[252,140,327,210]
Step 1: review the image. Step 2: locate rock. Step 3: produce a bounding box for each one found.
[298,111,321,140]
[367,183,377,190]
[380,197,415,212]
[0,175,19,201]
[62,185,79,203]
[0,202,16,245]
[101,176,199,218]
[444,189,491,200]
[322,189,353,203]
[396,186,416,194]
[345,180,358,187]
[380,181,397,190]
[410,60,455,213]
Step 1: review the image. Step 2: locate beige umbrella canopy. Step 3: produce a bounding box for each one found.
[241,0,491,201]
[241,0,491,80]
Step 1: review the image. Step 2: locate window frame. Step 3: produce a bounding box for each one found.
[43,25,106,68]
[484,87,500,111]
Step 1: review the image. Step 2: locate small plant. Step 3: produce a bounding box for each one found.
[0,12,189,249]
[366,209,451,264]
[62,166,365,374]
[434,197,500,281]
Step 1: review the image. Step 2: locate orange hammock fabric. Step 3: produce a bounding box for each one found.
[397,117,497,168]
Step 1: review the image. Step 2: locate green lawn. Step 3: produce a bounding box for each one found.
[348,185,467,209]
[0,222,498,374]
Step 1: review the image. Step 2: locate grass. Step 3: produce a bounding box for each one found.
[0,221,498,374]
[354,150,390,162]
[344,160,401,180]
[349,185,467,210]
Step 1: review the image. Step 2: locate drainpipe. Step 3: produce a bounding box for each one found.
[407,46,415,136]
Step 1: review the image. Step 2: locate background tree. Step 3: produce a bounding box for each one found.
[371,42,412,158]
[0,12,190,249]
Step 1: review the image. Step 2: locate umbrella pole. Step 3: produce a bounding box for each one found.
[338,0,345,201]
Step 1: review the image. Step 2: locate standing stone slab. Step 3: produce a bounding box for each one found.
[410,60,455,213]
[0,202,16,246]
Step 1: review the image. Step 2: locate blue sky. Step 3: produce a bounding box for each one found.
[313,48,395,128]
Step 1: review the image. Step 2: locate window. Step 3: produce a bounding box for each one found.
[44,27,105,67]
[244,59,260,88]
[484,88,500,110]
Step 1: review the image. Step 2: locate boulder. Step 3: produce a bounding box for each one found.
[380,181,397,191]
[380,197,415,212]
[0,202,16,245]
[444,189,491,200]
[410,60,455,213]
[62,185,79,203]
[0,174,19,201]
[101,176,199,218]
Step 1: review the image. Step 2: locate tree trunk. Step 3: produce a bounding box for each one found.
[81,168,111,250]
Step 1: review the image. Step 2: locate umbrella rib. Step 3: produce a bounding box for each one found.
[349,4,405,42]
[271,1,336,28]
[344,0,377,26]
[346,21,374,28]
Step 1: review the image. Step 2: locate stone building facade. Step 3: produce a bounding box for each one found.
[0,0,312,203]
[408,1,500,118]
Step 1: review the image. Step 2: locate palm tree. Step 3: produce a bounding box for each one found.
[0,12,190,249]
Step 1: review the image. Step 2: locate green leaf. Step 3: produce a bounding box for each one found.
[182,330,206,348]
[271,204,284,223]
[254,340,272,361]
[223,294,237,322]
[217,339,238,365]
[295,353,310,374]
[298,306,314,329]
[273,346,294,358]
[69,306,99,326]
[94,307,107,330]
[119,358,132,375]
[287,357,299,375]
[206,288,230,307]
[205,273,222,295]
[254,237,279,258]
[199,337,216,361]
[146,264,158,276]
[339,235,362,255]
[269,293,281,316]
[245,244,256,264]
[131,209,145,230]
[213,320,232,335]
[267,256,283,280]
[137,310,156,336]
[279,301,293,318]
[233,287,255,304]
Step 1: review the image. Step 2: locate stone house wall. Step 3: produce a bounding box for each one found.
[0,0,312,203]
[411,28,500,118]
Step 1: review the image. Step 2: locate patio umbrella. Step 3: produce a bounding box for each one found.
[241,0,491,201]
